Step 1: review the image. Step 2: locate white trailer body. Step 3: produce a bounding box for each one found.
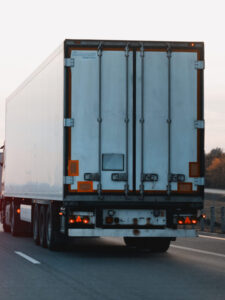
[1,40,204,251]
[4,45,64,200]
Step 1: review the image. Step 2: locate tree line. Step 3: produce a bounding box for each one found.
[205,148,225,188]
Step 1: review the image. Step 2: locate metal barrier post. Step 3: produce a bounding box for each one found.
[200,209,205,231]
[210,206,215,233]
[221,207,225,234]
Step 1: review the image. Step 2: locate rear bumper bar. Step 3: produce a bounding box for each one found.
[68,228,197,238]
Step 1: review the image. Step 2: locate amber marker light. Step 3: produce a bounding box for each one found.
[191,42,195,47]
[83,217,90,224]
[191,219,198,224]
[178,218,184,225]
[106,216,113,224]
[69,218,75,224]
[202,213,206,219]
[59,212,63,216]
[16,208,21,214]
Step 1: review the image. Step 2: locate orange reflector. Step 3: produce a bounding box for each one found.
[68,160,79,176]
[185,216,191,224]
[189,162,200,177]
[83,217,90,224]
[69,218,75,224]
[77,181,93,193]
[16,208,20,214]
[133,218,138,225]
[59,212,63,216]
[178,182,192,192]
[106,216,113,224]
[76,216,82,223]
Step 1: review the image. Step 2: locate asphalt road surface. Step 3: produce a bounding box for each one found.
[0,225,224,300]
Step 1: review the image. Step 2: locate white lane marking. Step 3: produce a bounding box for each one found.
[15,251,41,264]
[171,245,225,259]
[199,234,225,241]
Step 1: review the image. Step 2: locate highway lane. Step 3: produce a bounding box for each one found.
[0,226,224,300]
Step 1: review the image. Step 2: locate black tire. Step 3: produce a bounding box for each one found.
[39,205,47,248]
[124,237,140,248]
[46,204,61,251]
[33,204,40,245]
[2,201,11,233]
[124,237,171,253]
[3,221,11,233]
[11,202,20,236]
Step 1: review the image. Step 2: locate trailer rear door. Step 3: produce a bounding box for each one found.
[67,43,203,196]
[68,48,133,193]
[136,49,200,193]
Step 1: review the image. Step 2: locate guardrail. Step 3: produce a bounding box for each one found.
[201,190,225,234]
[200,206,225,234]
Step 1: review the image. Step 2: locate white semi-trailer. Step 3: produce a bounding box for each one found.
[0,39,205,251]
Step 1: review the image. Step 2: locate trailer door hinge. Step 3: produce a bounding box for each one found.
[194,177,205,186]
[64,58,74,67]
[64,118,74,128]
[194,120,204,129]
[64,176,74,185]
[195,60,205,70]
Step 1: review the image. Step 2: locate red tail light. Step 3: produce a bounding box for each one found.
[83,217,90,224]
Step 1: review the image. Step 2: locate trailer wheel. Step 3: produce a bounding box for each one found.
[123,237,139,248]
[33,204,39,245]
[3,221,11,233]
[39,205,47,248]
[2,201,11,233]
[123,237,171,253]
[46,204,61,250]
[11,202,20,236]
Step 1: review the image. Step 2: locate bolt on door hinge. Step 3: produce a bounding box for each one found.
[195,60,205,70]
[194,177,205,186]
[64,118,74,128]
[194,120,204,129]
[64,176,74,185]
[64,58,74,67]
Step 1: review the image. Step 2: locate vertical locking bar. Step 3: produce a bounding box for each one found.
[97,43,102,196]
[124,44,129,195]
[140,44,145,196]
[167,46,172,195]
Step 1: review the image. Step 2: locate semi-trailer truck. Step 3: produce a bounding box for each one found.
[0,39,205,251]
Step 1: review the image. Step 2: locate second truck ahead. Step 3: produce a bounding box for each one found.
[0,39,205,251]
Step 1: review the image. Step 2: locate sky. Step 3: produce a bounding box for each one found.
[0,0,224,153]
